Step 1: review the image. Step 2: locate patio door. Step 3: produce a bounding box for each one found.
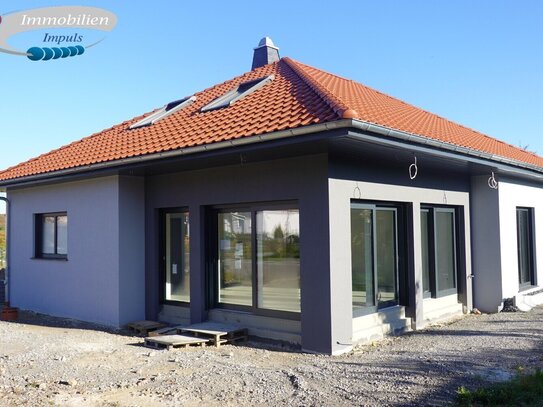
[351,203,401,313]
[163,210,190,303]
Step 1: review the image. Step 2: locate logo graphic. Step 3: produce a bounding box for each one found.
[0,6,117,61]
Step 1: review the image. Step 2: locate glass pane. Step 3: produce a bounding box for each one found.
[421,210,430,294]
[351,207,374,309]
[376,209,398,306]
[56,216,68,255]
[256,209,300,313]
[436,211,456,291]
[165,213,190,302]
[42,216,55,254]
[517,209,532,285]
[218,212,252,306]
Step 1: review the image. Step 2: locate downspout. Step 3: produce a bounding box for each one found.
[0,196,9,306]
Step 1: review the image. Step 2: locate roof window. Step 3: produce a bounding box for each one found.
[200,75,274,112]
[130,96,196,129]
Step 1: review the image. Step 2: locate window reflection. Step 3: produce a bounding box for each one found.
[257,210,300,313]
[218,212,253,306]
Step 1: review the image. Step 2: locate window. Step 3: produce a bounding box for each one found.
[351,202,403,313]
[129,96,196,129]
[421,207,458,297]
[200,75,274,112]
[36,213,67,259]
[163,211,190,303]
[517,207,536,288]
[213,204,300,316]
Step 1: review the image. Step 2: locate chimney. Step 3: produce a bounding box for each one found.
[252,37,280,70]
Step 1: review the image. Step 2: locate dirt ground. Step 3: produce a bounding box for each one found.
[0,307,542,406]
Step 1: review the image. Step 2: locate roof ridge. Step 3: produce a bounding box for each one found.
[283,57,358,119]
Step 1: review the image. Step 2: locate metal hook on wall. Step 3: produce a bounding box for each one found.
[409,155,418,180]
[488,171,498,189]
[353,182,361,199]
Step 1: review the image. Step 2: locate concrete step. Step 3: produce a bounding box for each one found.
[352,306,412,344]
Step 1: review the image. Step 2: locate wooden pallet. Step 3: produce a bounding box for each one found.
[144,334,209,350]
[178,322,248,347]
[126,320,167,336]
[147,325,182,337]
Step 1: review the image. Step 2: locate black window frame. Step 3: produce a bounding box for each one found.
[516,207,537,289]
[159,207,191,307]
[35,212,68,260]
[207,200,301,321]
[420,205,459,298]
[350,200,408,317]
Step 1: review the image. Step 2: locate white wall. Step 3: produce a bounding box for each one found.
[498,180,543,298]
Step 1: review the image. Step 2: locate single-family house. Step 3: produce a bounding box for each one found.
[1,38,542,355]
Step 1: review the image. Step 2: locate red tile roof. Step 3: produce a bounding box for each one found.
[1,57,542,182]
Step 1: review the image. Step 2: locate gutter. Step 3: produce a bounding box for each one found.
[0,196,9,306]
[350,120,543,176]
[348,120,543,180]
[1,118,542,188]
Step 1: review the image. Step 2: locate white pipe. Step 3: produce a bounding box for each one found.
[0,196,9,305]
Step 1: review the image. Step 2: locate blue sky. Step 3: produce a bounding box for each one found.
[1,1,542,212]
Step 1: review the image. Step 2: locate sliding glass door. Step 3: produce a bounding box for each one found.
[420,206,458,297]
[351,203,399,313]
[217,211,253,306]
[215,204,300,316]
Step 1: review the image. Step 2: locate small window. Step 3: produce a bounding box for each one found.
[36,213,68,259]
[129,96,196,129]
[200,75,274,112]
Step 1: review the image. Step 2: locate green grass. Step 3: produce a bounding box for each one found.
[454,370,543,406]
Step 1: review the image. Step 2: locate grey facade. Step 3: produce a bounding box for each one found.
[8,176,145,326]
[3,36,543,355]
[0,126,516,354]
[3,125,543,354]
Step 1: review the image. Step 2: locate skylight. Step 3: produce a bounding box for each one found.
[130,96,196,129]
[200,75,274,112]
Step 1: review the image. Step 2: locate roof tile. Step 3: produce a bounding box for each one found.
[1,57,542,182]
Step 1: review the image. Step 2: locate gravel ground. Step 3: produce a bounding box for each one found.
[0,307,542,406]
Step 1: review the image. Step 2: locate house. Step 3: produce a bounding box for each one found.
[1,38,542,355]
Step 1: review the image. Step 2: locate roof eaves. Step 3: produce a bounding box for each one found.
[0,119,352,187]
[350,119,543,175]
[3,117,543,189]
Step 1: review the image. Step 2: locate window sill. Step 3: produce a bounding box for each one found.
[162,300,190,307]
[31,256,68,261]
[519,284,539,294]
[214,303,301,321]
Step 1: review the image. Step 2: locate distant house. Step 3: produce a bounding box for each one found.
[0,38,542,355]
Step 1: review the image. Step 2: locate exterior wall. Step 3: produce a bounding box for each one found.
[145,154,331,353]
[7,175,145,326]
[329,178,472,351]
[471,176,543,312]
[498,179,543,298]
[118,176,146,324]
[470,175,502,312]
